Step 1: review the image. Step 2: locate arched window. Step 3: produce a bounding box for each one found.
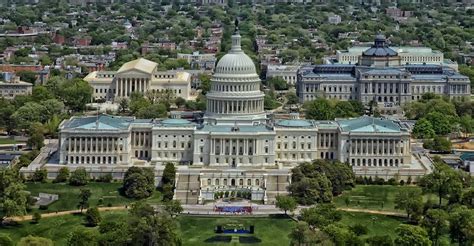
[256,179,260,186]
[207,179,211,186]
[239,179,243,186]
[215,179,220,186]
[247,179,251,186]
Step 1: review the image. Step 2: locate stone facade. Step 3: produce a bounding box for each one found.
[52,31,421,205]
[84,58,192,101]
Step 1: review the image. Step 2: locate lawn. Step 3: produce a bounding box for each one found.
[0,212,405,245]
[177,215,295,246]
[339,211,405,239]
[334,185,439,212]
[0,138,18,144]
[25,182,162,213]
[0,211,128,245]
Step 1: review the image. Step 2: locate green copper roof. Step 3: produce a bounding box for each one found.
[161,119,192,125]
[276,119,314,128]
[63,115,133,130]
[337,116,401,133]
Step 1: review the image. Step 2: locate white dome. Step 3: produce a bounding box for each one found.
[215,53,257,75]
[214,33,257,76]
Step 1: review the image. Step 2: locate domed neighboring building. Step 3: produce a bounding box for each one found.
[359,34,402,67]
[205,29,266,124]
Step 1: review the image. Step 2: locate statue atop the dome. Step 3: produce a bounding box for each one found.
[234,18,239,32]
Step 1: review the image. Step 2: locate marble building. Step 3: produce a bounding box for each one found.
[53,29,420,204]
[298,35,471,114]
[84,58,192,101]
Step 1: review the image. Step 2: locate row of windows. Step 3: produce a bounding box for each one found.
[68,155,119,164]
[158,141,192,149]
[277,142,312,150]
[206,178,261,187]
[212,83,258,92]
[351,158,403,167]
[276,152,313,160]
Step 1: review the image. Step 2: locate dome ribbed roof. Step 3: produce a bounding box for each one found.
[214,32,257,76]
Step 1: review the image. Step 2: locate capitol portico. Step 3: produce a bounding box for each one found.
[30,26,429,204]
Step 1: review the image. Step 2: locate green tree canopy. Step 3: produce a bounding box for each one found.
[394,224,431,246]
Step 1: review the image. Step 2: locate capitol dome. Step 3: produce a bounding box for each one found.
[214,39,257,75]
[205,27,265,122]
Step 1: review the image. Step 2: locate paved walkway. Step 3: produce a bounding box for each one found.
[7,204,406,222]
[8,206,127,222]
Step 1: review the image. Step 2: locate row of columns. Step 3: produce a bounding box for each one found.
[450,84,469,94]
[350,138,405,156]
[203,177,262,187]
[68,137,119,153]
[115,78,150,97]
[132,132,150,147]
[68,155,117,165]
[208,99,263,114]
[318,133,337,148]
[210,138,257,156]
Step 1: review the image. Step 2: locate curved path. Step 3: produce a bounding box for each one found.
[7,205,405,222]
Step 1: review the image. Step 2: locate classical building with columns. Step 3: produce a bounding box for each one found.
[84,58,192,101]
[51,29,421,204]
[298,35,471,114]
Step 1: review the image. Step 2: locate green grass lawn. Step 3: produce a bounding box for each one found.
[334,185,439,212]
[0,138,18,144]
[0,211,129,245]
[0,211,406,245]
[26,182,162,213]
[177,215,295,246]
[339,211,405,239]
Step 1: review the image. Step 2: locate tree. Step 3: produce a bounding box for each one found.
[32,212,41,224]
[78,189,91,213]
[97,218,129,245]
[199,74,211,94]
[289,221,332,246]
[164,200,183,217]
[0,168,28,223]
[122,167,155,199]
[286,92,299,105]
[0,234,13,246]
[267,77,288,90]
[17,70,37,84]
[303,98,334,120]
[60,79,93,111]
[31,168,47,183]
[461,188,474,208]
[323,224,363,246]
[300,203,342,228]
[275,195,297,215]
[54,167,70,183]
[366,235,394,246]
[394,188,423,221]
[162,183,174,202]
[175,97,186,108]
[162,162,176,186]
[12,102,46,130]
[422,209,449,246]
[118,98,129,113]
[420,163,463,206]
[394,224,432,246]
[423,136,452,152]
[413,118,436,139]
[69,167,89,186]
[67,229,99,246]
[85,207,102,227]
[448,206,474,245]
[128,202,181,245]
[136,103,167,119]
[17,235,53,246]
[426,112,452,135]
[27,132,45,150]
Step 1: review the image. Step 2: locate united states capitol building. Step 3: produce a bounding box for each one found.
[27,30,429,204]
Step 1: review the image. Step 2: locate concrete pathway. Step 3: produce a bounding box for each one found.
[7,204,406,222]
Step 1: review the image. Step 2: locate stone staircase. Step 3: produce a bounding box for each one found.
[174,173,201,204]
